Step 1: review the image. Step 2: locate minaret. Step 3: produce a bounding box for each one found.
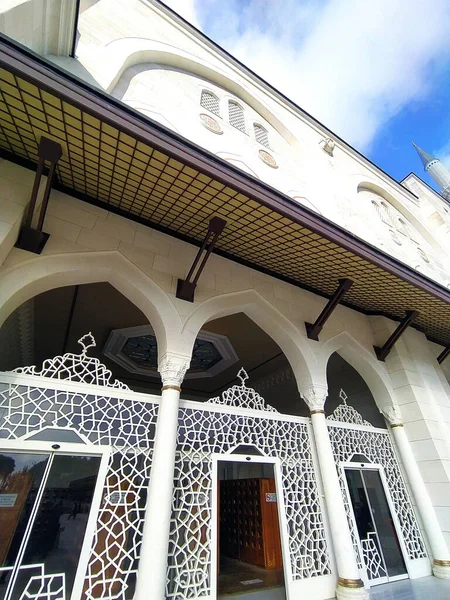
[413,142,450,201]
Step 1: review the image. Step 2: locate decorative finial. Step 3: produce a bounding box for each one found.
[237,367,249,386]
[339,388,348,405]
[78,332,96,354]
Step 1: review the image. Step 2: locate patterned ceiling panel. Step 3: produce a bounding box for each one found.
[0,62,449,347]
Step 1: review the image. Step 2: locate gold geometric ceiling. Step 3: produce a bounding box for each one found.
[0,46,449,347]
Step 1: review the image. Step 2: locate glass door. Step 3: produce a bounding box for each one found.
[345,468,407,586]
[0,449,102,600]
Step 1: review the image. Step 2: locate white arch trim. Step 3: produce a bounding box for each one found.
[181,289,318,390]
[320,331,396,411]
[0,251,182,358]
[92,37,296,146]
[355,178,444,255]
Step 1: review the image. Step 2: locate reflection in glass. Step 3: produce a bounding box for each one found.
[362,470,406,578]
[0,452,50,600]
[0,452,102,600]
[345,468,407,582]
[15,455,101,600]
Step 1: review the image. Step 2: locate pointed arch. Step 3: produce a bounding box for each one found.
[356,180,444,255]
[0,251,181,359]
[100,38,297,146]
[181,289,317,390]
[319,331,395,410]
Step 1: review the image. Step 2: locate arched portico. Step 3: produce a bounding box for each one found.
[0,251,181,359]
[181,289,318,392]
[319,331,396,411]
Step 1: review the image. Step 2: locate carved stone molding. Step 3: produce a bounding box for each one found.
[299,385,328,412]
[158,353,190,387]
[381,405,403,426]
[17,299,34,366]
[252,366,294,394]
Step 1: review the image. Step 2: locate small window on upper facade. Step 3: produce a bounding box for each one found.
[228,100,246,133]
[200,90,220,116]
[253,123,270,148]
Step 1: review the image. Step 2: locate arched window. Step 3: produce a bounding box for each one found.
[253,123,270,148]
[200,90,220,116]
[228,100,246,133]
[380,201,393,225]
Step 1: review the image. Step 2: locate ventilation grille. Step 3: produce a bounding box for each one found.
[254,123,270,148]
[200,90,220,116]
[228,101,246,133]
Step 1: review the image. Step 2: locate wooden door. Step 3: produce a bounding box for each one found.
[260,478,283,570]
[219,477,282,570]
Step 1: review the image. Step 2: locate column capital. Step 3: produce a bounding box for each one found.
[381,404,403,427]
[158,353,190,388]
[300,384,328,413]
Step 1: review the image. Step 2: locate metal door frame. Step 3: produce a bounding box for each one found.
[341,461,410,587]
[0,438,110,600]
[211,452,292,600]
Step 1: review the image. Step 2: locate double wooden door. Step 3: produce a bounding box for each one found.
[219,477,282,570]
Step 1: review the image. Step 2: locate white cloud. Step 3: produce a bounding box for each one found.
[437,141,450,170]
[162,0,450,152]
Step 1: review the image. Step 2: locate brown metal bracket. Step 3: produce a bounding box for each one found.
[305,278,353,341]
[176,216,226,302]
[15,136,63,254]
[437,346,450,365]
[374,310,419,361]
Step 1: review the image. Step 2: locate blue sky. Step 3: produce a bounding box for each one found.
[163,0,450,192]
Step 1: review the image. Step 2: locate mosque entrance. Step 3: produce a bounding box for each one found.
[216,457,286,599]
[0,443,104,600]
[345,467,408,586]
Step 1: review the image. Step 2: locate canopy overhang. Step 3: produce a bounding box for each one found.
[0,36,449,348]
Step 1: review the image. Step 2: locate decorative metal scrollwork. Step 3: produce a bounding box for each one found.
[328,424,427,564]
[167,394,331,598]
[361,534,387,580]
[206,368,278,412]
[13,332,130,389]
[0,334,159,600]
[327,389,372,426]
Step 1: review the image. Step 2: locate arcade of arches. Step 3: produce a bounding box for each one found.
[0,281,447,600]
[0,282,384,425]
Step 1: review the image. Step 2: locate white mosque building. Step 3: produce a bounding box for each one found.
[0,2,450,600]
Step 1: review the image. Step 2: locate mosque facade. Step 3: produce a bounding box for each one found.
[0,2,450,600]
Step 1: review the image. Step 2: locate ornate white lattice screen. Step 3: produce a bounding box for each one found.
[167,371,331,600]
[200,90,220,116]
[0,334,159,600]
[327,397,427,567]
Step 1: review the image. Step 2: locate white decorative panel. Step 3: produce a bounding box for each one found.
[361,535,387,580]
[14,333,129,389]
[0,335,159,600]
[327,389,372,426]
[167,375,331,600]
[328,423,427,564]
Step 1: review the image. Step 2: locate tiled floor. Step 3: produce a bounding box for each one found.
[369,577,450,599]
[218,575,450,600]
[218,557,285,597]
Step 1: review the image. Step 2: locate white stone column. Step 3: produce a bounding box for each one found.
[301,386,369,600]
[134,353,190,600]
[382,406,450,579]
